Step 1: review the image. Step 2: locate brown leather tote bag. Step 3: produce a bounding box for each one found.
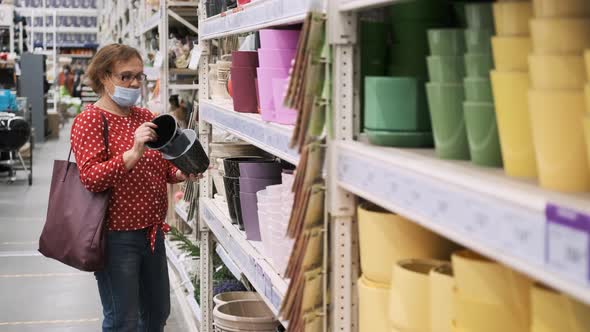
[39,113,111,272]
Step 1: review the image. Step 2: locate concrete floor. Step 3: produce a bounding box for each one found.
[0,121,194,331]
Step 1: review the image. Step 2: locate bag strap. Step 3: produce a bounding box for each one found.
[63,113,109,181]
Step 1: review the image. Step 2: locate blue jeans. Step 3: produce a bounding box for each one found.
[95,228,171,332]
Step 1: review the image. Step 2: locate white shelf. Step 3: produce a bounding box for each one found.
[16,8,99,16]
[26,26,98,33]
[169,83,199,90]
[200,0,323,40]
[168,1,199,7]
[141,10,161,35]
[200,99,299,165]
[338,0,400,11]
[165,239,196,295]
[170,68,199,75]
[200,198,289,324]
[175,201,196,228]
[215,244,244,283]
[336,140,590,304]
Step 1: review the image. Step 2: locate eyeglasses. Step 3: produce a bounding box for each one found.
[108,71,147,83]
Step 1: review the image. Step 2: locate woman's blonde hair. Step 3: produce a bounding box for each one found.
[86,44,142,94]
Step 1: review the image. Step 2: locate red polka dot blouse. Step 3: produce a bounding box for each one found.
[71,104,182,252]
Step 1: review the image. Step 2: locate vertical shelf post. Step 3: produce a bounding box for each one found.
[327,1,359,331]
[198,0,214,331]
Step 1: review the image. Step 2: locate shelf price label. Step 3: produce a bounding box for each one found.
[546,204,590,284]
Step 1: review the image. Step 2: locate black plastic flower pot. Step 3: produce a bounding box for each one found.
[146,114,189,158]
[163,129,210,175]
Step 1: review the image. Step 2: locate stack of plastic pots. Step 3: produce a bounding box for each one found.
[490,1,536,179]
[222,157,275,229]
[257,29,300,124]
[451,250,532,332]
[256,171,295,276]
[462,3,503,167]
[426,28,470,160]
[363,0,451,148]
[238,161,282,241]
[528,0,590,192]
[531,284,590,332]
[213,299,280,332]
[231,51,259,113]
[357,202,455,332]
[585,50,590,167]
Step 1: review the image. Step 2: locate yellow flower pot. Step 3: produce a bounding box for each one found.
[585,84,590,113]
[529,54,586,89]
[531,284,590,332]
[358,275,390,332]
[491,36,531,71]
[584,116,590,170]
[451,250,531,319]
[453,290,529,332]
[430,264,454,332]
[389,259,446,331]
[530,18,590,54]
[529,89,590,192]
[493,2,533,36]
[357,202,455,284]
[585,50,590,80]
[490,71,537,178]
[532,0,590,18]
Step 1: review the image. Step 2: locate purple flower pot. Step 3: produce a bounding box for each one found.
[232,51,259,68]
[256,67,290,112]
[231,67,258,113]
[259,29,301,50]
[239,161,282,179]
[239,177,281,194]
[258,48,297,69]
[239,191,262,241]
[223,157,274,177]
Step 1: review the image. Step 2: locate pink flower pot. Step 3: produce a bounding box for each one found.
[232,51,259,68]
[258,48,297,68]
[256,67,290,113]
[230,67,258,113]
[259,29,301,50]
[272,78,298,125]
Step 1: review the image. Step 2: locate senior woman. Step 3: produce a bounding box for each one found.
[70,44,197,332]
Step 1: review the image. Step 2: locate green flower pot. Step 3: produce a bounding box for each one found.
[366,129,434,148]
[464,52,494,78]
[464,28,494,53]
[427,55,466,83]
[391,0,452,21]
[464,101,503,167]
[364,76,431,132]
[428,29,467,56]
[465,3,495,29]
[464,77,494,102]
[390,44,430,79]
[426,82,470,160]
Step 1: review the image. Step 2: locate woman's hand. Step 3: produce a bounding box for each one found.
[132,122,158,157]
[176,170,203,182]
[123,122,157,170]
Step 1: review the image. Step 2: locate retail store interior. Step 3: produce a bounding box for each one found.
[1,0,590,331]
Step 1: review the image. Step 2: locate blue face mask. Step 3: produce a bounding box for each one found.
[109,84,141,107]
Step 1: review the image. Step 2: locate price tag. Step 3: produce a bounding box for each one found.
[546,204,590,284]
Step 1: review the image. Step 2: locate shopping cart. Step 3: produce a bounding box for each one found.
[0,113,32,185]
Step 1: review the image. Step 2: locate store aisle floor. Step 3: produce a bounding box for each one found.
[0,121,193,331]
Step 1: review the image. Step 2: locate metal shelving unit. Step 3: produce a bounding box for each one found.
[200,100,299,165]
[196,1,327,330]
[329,0,590,325]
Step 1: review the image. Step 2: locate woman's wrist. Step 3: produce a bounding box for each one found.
[122,148,142,170]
